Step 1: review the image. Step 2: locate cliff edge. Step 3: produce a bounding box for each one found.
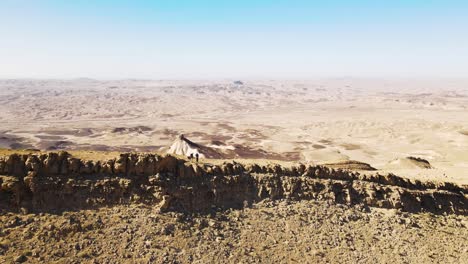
[0,152,466,215]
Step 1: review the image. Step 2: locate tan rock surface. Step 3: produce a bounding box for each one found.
[1,201,467,263]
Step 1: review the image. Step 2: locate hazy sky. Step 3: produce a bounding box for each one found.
[0,0,467,79]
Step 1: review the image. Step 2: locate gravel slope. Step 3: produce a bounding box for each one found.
[1,199,467,263]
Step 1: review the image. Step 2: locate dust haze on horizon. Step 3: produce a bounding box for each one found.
[1,0,468,79]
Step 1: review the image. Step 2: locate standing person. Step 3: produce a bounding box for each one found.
[189,153,194,161]
[195,153,199,163]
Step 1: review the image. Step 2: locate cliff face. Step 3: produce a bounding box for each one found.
[0,152,466,215]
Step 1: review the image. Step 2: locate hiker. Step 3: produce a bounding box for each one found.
[195,153,199,163]
[189,153,194,161]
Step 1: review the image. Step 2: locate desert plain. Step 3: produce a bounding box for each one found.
[1,78,467,183]
[0,78,467,263]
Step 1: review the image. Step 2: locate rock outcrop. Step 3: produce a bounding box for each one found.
[167,134,223,159]
[0,152,466,215]
[385,156,433,170]
[322,160,376,171]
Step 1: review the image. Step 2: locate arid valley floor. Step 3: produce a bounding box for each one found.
[1,78,467,184]
[0,78,467,263]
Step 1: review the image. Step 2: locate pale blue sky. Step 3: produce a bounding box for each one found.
[0,0,467,79]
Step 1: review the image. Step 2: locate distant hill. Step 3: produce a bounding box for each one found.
[167,134,224,159]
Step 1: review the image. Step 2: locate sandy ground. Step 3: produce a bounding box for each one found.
[1,200,466,263]
[0,78,467,184]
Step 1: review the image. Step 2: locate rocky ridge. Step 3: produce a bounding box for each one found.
[0,152,466,215]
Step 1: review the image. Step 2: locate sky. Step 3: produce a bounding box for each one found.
[0,0,467,79]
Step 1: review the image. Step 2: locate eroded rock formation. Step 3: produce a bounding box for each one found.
[0,152,466,215]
